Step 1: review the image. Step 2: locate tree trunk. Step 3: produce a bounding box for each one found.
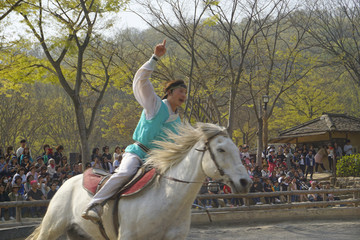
[256,117,263,168]
[227,84,236,138]
[262,109,268,153]
[73,100,91,165]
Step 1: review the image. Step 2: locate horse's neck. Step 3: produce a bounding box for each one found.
[161,142,206,203]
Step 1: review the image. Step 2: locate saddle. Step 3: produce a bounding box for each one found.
[82,166,157,197]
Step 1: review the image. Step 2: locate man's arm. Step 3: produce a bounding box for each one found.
[133,40,167,119]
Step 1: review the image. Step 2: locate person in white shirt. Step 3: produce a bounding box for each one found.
[16,139,27,158]
[343,140,353,155]
[82,40,187,222]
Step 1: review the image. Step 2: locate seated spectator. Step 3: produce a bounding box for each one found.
[26,180,46,217]
[20,155,32,172]
[289,178,300,202]
[11,168,26,185]
[42,144,53,165]
[60,156,70,172]
[26,166,39,181]
[308,181,322,202]
[20,147,33,165]
[91,156,102,169]
[37,175,48,196]
[47,158,56,178]
[47,182,58,200]
[24,175,34,193]
[72,164,82,176]
[36,156,45,168]
[0,156,9,178]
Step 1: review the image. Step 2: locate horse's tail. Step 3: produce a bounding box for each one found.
[25,224,42,240]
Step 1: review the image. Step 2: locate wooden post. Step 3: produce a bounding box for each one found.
[16,206,21,222]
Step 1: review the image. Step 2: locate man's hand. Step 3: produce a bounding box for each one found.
[154,39,166,57]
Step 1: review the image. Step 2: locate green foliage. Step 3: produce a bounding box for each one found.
[336,154,360,177]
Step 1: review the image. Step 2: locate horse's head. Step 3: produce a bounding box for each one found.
[198,123,253,193]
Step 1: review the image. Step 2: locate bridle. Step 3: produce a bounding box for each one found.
[195,131,226,176]
[160,130,227,184]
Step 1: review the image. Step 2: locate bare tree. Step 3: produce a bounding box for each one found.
[303,0,360,87]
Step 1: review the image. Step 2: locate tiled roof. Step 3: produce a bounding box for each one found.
[278,113,360,137]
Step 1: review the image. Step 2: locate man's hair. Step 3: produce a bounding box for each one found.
[20,139,26,143]
[162,80,187,99]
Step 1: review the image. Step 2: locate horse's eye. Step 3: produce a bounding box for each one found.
[217,148,225,153]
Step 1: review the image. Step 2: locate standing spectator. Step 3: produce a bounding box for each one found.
[0,184,10,221]
[250,176,263,205]
[207,180,220,208]
[8,184,22,220]
[289,178,299,202]
[298,150,306,174]
[16,139,29,158]
[283,149,293,170]
[343,140,353,156]
[242,145,250,160]
[315,146,327,173]
[267,149,276,173]
[327,143,335,172]
[305,150,315,180]
[53,145,64,166]
[263,178,274,204]
[334,142,343,160]
[27,180,46,217]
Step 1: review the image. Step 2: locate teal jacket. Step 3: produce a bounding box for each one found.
[125,99,180,161]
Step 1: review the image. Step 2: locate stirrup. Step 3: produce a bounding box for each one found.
[82,204,103,222]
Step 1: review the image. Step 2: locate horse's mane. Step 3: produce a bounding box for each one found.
[146,122,228,175]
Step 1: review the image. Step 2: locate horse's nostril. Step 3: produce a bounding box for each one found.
[240,179,248,187]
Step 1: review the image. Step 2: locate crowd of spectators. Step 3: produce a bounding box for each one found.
[0,139,354,219]
[0,139,125,222]
[196,140,353,208]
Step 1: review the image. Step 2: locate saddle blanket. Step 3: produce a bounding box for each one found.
[82,167,157,197]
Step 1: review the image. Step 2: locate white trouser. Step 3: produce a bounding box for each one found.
[87,152,142,207]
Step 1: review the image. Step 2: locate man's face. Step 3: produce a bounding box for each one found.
[168,87,187,108]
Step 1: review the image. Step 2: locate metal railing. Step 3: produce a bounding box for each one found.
[0,188,359,222]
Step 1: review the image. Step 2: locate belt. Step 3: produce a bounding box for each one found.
[134,141,150,154]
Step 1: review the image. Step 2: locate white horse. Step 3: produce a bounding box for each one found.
[27,123,252,240]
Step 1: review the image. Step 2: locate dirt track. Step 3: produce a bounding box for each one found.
[187,219,360,240]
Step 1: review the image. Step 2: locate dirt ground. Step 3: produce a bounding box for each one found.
[187,219,360,240]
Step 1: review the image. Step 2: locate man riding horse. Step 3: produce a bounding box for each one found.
[82,39,187,222]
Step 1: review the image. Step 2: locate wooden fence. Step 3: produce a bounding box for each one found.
[0,188,359,222]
